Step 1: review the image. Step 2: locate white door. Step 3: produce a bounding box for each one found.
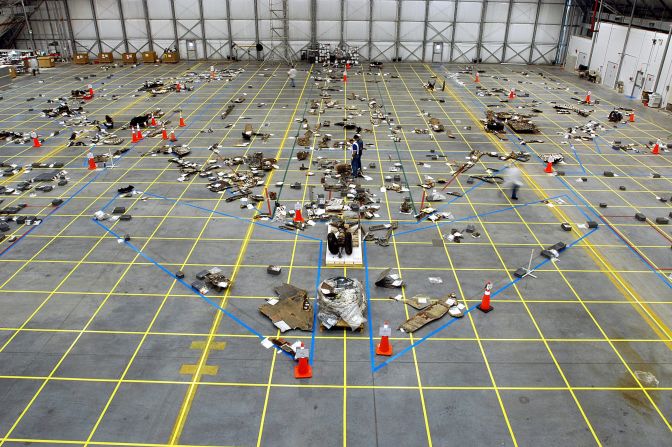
[644,73,655,91]
[577,52,588,68]
[603,61,618,88]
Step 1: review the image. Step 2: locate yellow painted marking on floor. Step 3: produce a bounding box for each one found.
[179,364,219,376]
[190,341,226,350]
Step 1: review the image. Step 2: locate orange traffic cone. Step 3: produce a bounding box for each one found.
[343,69,347,83]
[477,281,493,313]
[585,90,591,104]
[475,72,480,83]
[150,115,157,127]
[131,128,138,143]
[88,84,94,96]
[652,139,660,155]
[375,321,393,356]
[31,131,41,148]
[294,342,312,379]
[169,129,177,142]
[136,125,143,140]
[161,126,168,140]
[508,88,515,99]
[179,113,186,127]
[293,202,304,223]
[87,152,97,170]
[544,161,553,174]
[629,112,635,122]
[175,82,181,92]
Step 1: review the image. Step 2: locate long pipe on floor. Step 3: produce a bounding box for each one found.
[653,24,672,92]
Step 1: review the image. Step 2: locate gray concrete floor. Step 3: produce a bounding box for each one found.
[0,59,670,447]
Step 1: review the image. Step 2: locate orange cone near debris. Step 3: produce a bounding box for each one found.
[87,152,97,170]
[161,126,168,140]
[375,321,393,356]
[169,129,177,142]
[88,84,94,96]
[475,72,480,83]
[294,342,312,379]
[629,112,635,122]
[544,161,553,174]
[508,88,516,99]
[131,128,138,143]
[293,202,304,223]
[30,131,40,148]
[652,139,661,155]
[477,281,494,313]
[150,115,157,127]
[343,69,347,83]
[585,90,591,104]
[136,125,143,140]
[175,82,181,92]
[179,113,186,127]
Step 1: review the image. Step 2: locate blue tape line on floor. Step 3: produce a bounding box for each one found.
[363,240,376,372]
[309,241,323,365]
[92,218,295,360]
[371,226,599,372]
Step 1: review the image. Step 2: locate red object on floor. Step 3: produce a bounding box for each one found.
[31,131,41,148]
[544,161,553,173]
[629,112,635,122]
[477,281,494,313]
[161,127,168,140]
[652,140,660,155]
[585,90,591,103]
[176,82,181,92]
[150,115,157,126]
[179,114,186,127]
[343,70,347,83]
[294,342,312,379]
[375,322,393,356]
[132,129,138,143]
[169,129,177,142]
[508,88,515,99]
[87,152,96,170]
[136,126,143,140]
[475,72,480,83]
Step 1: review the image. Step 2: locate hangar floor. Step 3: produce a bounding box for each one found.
[0,60,670,447]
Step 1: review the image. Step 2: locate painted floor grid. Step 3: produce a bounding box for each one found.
[0,60,670,447]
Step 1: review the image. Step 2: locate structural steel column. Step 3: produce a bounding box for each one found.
[587,0,603,67]
[20,0,36,50]
[528,0,541,63]
[653,24,671,92]
[45,0,57,46]
[142,0,153,52]
[394,0,402,60]
[615,0,638,83]
[555,0,573,65]
[340,0,345,47]
[62,0,77,54]
[368,0,373,59]
[117,0,129,53]
[421,0,430,61]
[476,0,488,62]
[89,0,102,53]
[449,0,459,62]
[254,0,261,59]
[169,0,179,51]
[501,0,514,62]
[198,0,207,59]
[225,0,233,57]
[310,0,317,47]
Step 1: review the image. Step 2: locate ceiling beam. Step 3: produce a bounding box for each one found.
[116,0,129,53]
[88,0,102,53]
[141,0,153,52]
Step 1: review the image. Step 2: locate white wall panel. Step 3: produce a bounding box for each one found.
[289,21,312,41]
[429,1,455,21]
[150,20,175,39]
[203,0,228,17]
[98,20,123,40]
[372,0,398,21]
[288,0,311,20]
[316,0,340,20]
[230,0,256,20]
[126,20,148,39]
[316,21,340,40]
[174,0,201,20]
[372,22,396,41]
[454,23,479,42]
[69,0,93,20]
[511,2,536,23]
[121,0,144,19]
[485,2,510,22]
[204,21,229,39]
[401,1,426,22]
[94,0,120,19]
[230,20,256,40]
[456,2,482,22]
[147,0,172,20]
[345,0,370,20]
[399,22,423,42]
[345,20,369,41]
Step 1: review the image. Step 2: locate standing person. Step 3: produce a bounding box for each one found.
[288,65,297,88]
[351,134,364,179]
[29,57,39,76]
[503,162,523,200]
